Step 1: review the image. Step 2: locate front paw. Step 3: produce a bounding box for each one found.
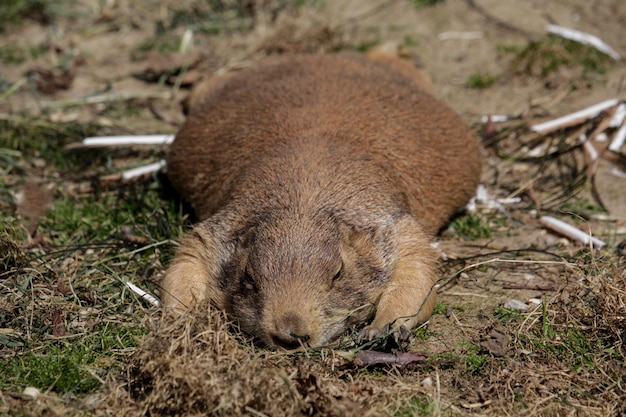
[359,323,391,341]
[160,227,227,311]
[358,323,413,348]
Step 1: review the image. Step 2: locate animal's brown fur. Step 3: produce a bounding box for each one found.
[161,52,482,348]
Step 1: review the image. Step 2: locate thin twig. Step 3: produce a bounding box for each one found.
[24,91,172,110]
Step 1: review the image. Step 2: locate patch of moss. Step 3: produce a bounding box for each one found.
[0,221,27,273]
[135,35,181,56]
[431,302,447,315]
[411,0,444,8]
[466,72,498,89]
[394,395,435,416]
[40,183,186,249]
[560,197,606,218]
[0,0,53,31]
[463,343,488,374]
[0,118,101,170]
[451,212,494,240]
[506,34,612,78]
[0,44,47,65]
[156,3,253,37]
[494,306,522,322]
[0,324,145,395]
[403,35,419,47]
[349,39,380,53]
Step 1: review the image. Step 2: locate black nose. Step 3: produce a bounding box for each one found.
[271,312,311,349]
[270,332,310,349]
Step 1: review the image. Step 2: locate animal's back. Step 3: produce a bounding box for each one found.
[168,53,481,234]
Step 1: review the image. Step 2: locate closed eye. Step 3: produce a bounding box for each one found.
[243,269,257,292]
[331,264,342,283]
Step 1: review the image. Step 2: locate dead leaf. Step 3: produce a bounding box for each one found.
[15,179,53,237]
[480,328,509,357]
[25,67,75,94]
[56,278,72,296]
[353,350,427,367]
[51,308,65,338]
[133,51,201,85]
[76,286,96,305]
[121,225,149,245]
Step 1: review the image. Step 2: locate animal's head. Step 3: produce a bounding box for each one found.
[161,208,394,348]
[225,209,395,348]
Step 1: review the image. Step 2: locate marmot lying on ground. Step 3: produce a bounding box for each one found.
[161,52,482,349]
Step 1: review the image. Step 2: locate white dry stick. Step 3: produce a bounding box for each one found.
[547,24,621,61]
[530,98,619,134]
[481,115,510,123]
[122,160,167,181]
[539,216,606,249]
[28,91,172,109]
[609,103,626,128]
[438,31,484,41]
[582,139,599,162]
[466,184,521,212]
[611,167,626,179]
[81,135,175,147]
[179,29,193,53]
[125,281,161,307]
[609,124,626,152]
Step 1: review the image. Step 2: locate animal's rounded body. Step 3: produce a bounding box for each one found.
[162,53,481,348]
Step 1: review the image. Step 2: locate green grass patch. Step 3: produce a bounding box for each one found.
[431,302,447,315]
[0,44,47,64]
[411,0,444,8]
[525,324,610,371]
[152,2,253,38]
[394,394,435,416]
[0,0,51,31]
[504,34,612,78]
[41,182,186,252]
[98,100,143,119]
[348,39,380,53]
[0,117,102,170]
[403,35,419,47]
[466,72,498,89]
[494,306,522,322]
[450,212,494,240]
[0,218,28,272]
[294,0,323,8]
[0,324,146,395]
[0,114,186,401]
[463,342,488,374]
[135,35,182,56]
[412,326,434,341]
[559,197,606,218]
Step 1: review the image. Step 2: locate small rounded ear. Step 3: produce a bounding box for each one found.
[337,222,382,273]
[183,71,238,116]
[160,219,234,312]
[366,43,436,96]
[337,218,396,272]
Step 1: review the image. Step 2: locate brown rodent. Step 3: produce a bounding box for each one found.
[161,52,482,348]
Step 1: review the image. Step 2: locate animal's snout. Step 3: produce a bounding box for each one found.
[270,311,311,349]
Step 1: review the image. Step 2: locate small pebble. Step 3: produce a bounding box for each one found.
[30,158,47,169]
[504,299,528,311]
[23,387,41,399]
[422,377,433,388]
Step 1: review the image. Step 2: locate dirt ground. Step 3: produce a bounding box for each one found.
[1,0,626,416]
